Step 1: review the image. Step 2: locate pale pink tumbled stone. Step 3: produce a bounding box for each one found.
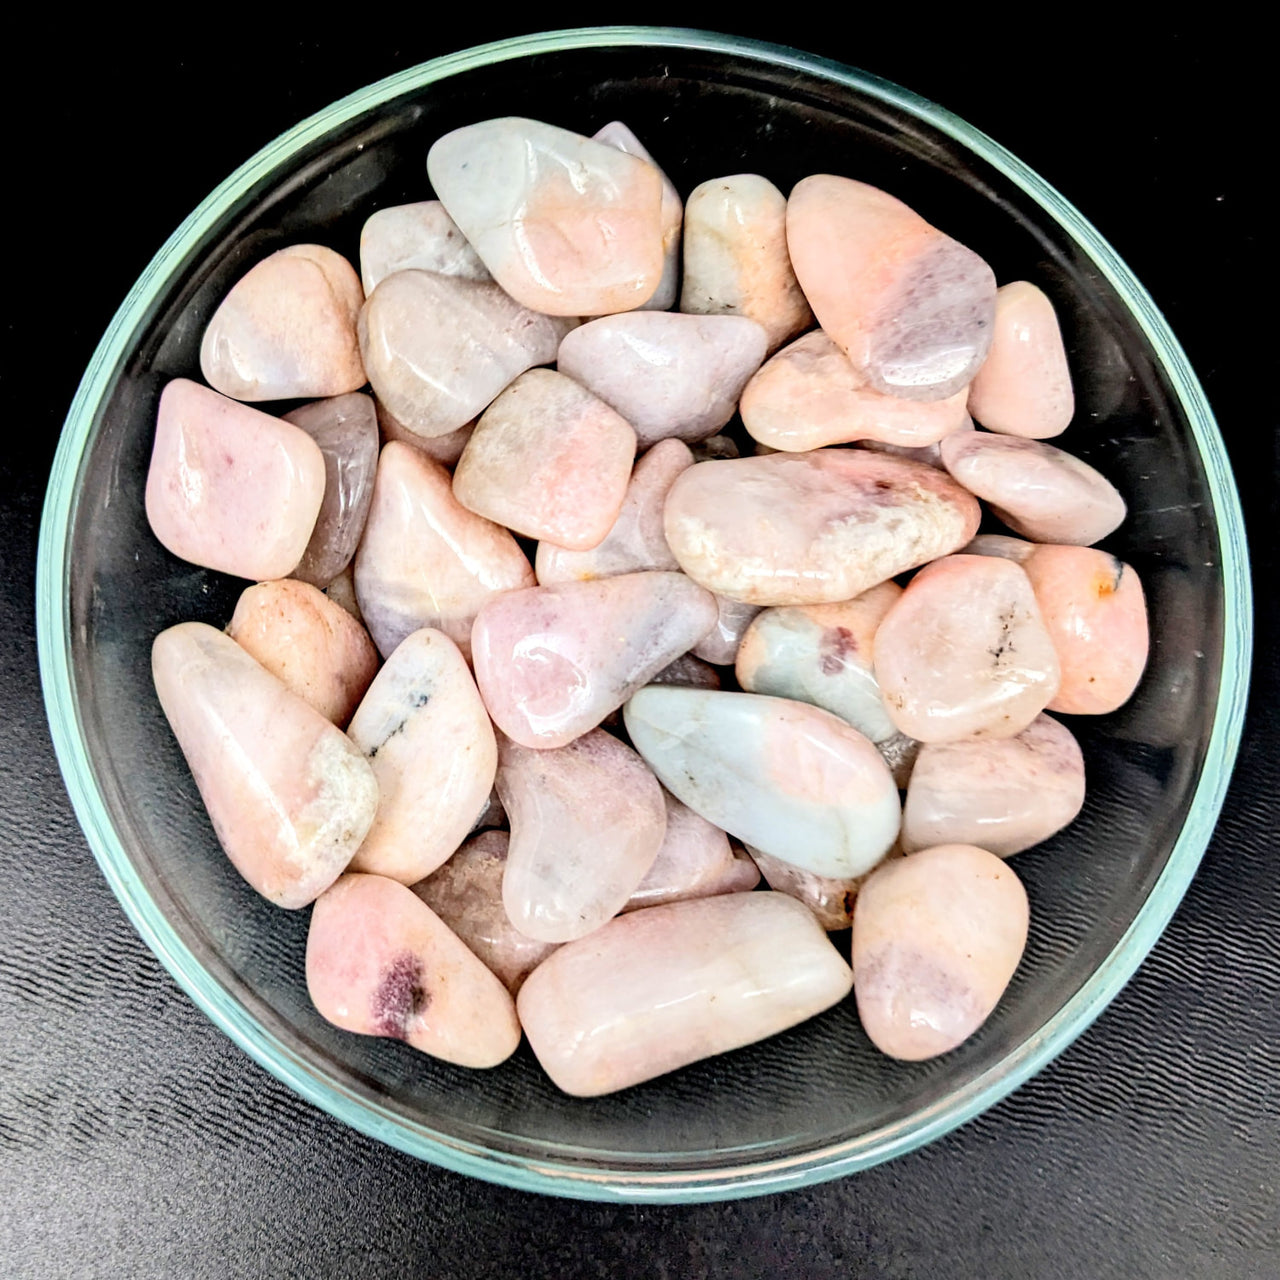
[428,117,665,316]
[226,579,379,728]
[874,555,1061,743]
[353,442,535,661]
[749,844,899,931]
[152,622,378,909]
[518,892,853,1096]
[663,450,981,606]
[375,399,475,467]
[740,329,969,451]
[968,281,1074,438]
[359,201,492,294]
[497,729,667,943]
[692,596,763,665]
[940,432,1126,545]
[453,369,636,549]
[145,379,325,581]
[472,571,718,749]
[857,415,975,469]
[306,872,519,1067]
[852,844,1028,1060]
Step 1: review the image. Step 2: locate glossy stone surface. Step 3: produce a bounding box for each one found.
[625,687,901,879]
[874,555,1061,742]
[692,596,762,665]
[940,431,1126,545]
[145,379,325,581]
[347,628,497,884]
[787,175,996,400]
[852,844,1028,1060]
[748,845,895,931]
[152,622,377,909]
[679,175,813,352]
[359,201,492,294]
[497,730,666,944]
[557,313,768,449]
[472,572,718,749]
[200,245,366,402]
[518,892,852,1096]
[306,872,519,1067]
[663,449,981,606]
[353,442,534,660]
[428,117,665,315]
[375,401,474,467]
[453,369,636,549]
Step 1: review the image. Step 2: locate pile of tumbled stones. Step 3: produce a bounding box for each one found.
[145,116,1149,1095]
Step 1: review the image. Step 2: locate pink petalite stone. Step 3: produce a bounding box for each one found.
[740,329,969,451]
[857,416,974,470]
[200,245,366,401]
[649,651,723,691]
[472,571,718,749]
[453,369,637,550]
[411,831,556,995]
[787,175,996,401]
[749,844,899,931]
[1021,545,1150,714]
[376,400,474,467]
[692,596,763,665]
[556,313,768,449]
[283,393,380,588]
[663,450,981,606]
[592,121,683,312]
[940,432,1126,545]
[346,629,497,884]
[518,892,853,1096]
[306,872,519,1067]
[968,281,1074,438]
[427,117,665,316]
[852,844,1029,1061]
[359,201,492,294]
[226,579,379,728]
[497,729,667,943]
[145,379,325,581]
[902,714,1086,856]
[535,438,692,585]
[359,270,575,439]
[152,622,378,909]
[874,555,1061,743]
[353,442,535,661]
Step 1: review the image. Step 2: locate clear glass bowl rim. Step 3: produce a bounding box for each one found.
[35,25,1252,1203]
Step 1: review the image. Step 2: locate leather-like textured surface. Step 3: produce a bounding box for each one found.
[3,24,1274,1280]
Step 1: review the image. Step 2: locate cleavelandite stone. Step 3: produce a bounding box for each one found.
[347,628,497,884]
[306,872,520,1067]
[624,687,901,879]
[428,117,665,316]
[852,844,1028,1060]
[556,313,768,449]
[679,174,813,352]
[145,379,325,581]
[452,369,636,550]
[472,572,718,749]
[663,449,981,606]
[375,400,474,467]
[200,245,366,402]
[152,622,377,909]
[692,596,762,666]
[353,442,534,661]
[359,201,492,294]
[497,730,667,943]
[359,270,574,438]
[517,892,853,1096]
[749,844,896,931]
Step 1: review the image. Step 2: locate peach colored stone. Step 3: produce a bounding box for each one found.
[359,201,492,294]
[692,596,762,665]
[375,399,475,467]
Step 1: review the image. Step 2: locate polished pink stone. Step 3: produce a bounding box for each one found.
[359,200,492,294]
[692,596,763,665]
[375,400,474,467]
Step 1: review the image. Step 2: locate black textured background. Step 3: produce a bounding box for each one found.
[3,20,1274,1280]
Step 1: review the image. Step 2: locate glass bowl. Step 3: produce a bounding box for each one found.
[36,27,1250,1202]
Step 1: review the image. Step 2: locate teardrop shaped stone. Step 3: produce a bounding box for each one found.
[691,596,762,665]
[359,200,492,294]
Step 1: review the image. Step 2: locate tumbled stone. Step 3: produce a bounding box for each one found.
[557,313,768,449]
[518,892,852,1096]
[852,844,1028,1060]
[145,379,325,581]
[874,555,1061,742]
[940,432,1126,545]
[152,622,377,909]
[497,729,666,943]
[748,845,897,931]
[453,369,636,549]
[625,687,900,878]
[306,872,519,1067]
[375,399,474,466]
[428,117,665,315]
[663,450,981,606]
[472,572,718,749]
[857,416,974,469]
[353,442,534,660]
[359,200,492,294]
[692,596,762,665]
